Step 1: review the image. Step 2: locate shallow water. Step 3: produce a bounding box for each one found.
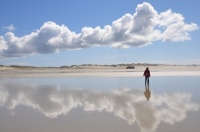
[0,76,200,132]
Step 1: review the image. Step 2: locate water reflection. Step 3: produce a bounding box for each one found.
[144,85,151,101]
[0,81,199,132]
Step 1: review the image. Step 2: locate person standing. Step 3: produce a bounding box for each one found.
[143,67,150,85]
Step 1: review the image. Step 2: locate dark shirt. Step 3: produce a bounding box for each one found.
[143,69,150,77]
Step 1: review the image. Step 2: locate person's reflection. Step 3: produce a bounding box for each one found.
[144,85,151,101]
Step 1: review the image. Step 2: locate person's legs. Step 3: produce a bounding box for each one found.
[145,76,147,85]
[147,76,149,85]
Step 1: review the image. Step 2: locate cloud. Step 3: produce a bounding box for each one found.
[0,82,199,132]
[2,24,16,31]
[0,2,198,58]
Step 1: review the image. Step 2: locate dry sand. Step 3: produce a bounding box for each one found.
[0,65,200,78]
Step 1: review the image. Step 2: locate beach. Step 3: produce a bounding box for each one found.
[1,65,200,78]
[0,73,200,132]
[1,65,200,132]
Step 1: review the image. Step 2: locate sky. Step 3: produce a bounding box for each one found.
[0,0,200,67]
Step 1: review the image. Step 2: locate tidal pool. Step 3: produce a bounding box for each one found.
[0,76,199,132]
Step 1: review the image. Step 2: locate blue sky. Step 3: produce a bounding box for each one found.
[0,0,200,66]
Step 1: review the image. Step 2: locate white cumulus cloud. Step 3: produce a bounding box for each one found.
[0,2,198,58]
[2,24,16,31]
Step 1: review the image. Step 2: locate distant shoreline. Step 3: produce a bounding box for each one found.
[1,63,200,69]
[1,65,200,78]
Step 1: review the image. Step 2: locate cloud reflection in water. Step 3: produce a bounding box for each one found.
[0,82,199,132]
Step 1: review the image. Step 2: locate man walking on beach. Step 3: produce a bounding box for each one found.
[143,67,150,85]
